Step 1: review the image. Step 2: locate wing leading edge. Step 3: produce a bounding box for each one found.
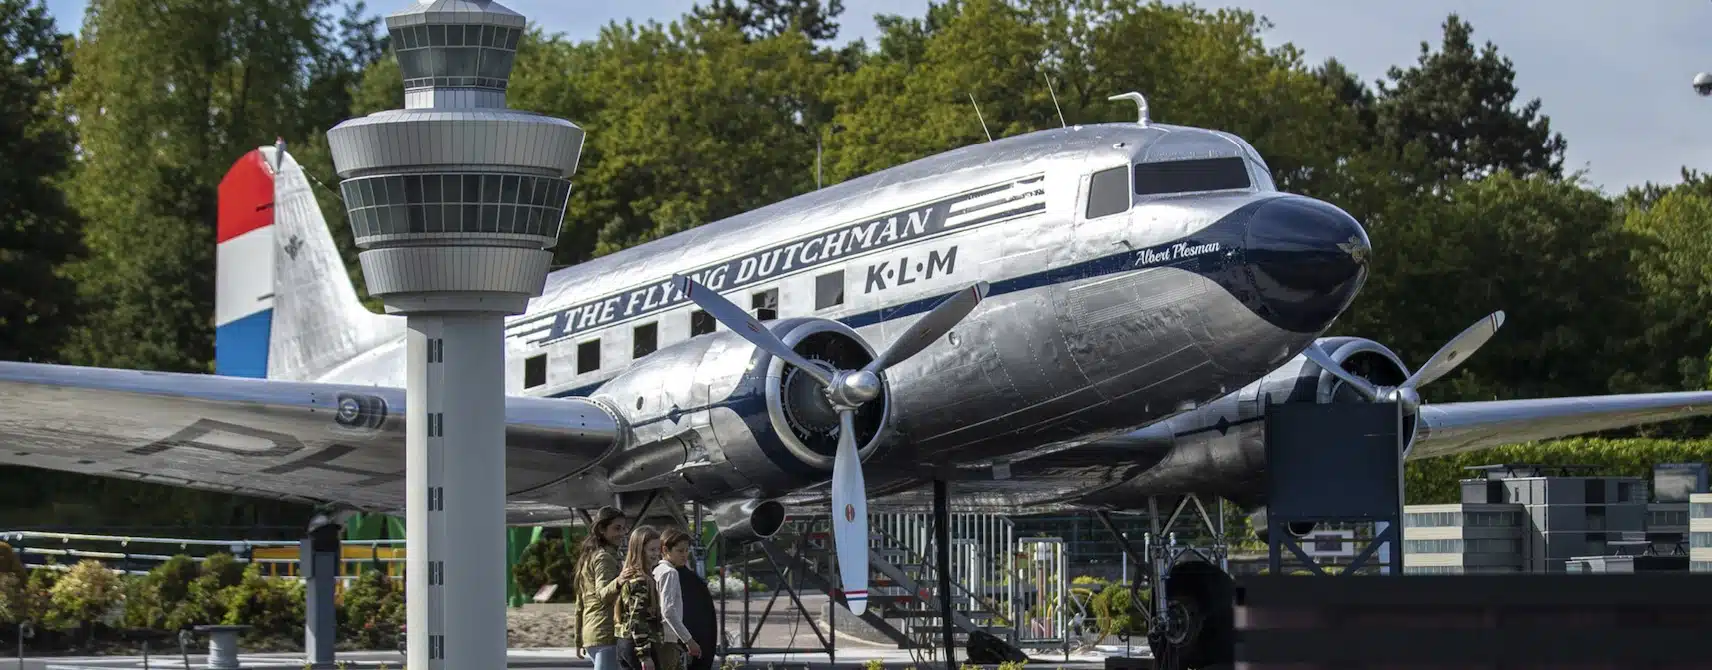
[0,362,627,520]
[1410,390,1712,460]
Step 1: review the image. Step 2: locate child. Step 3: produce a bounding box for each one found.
[652,528,705,670]
[614,525,663,670]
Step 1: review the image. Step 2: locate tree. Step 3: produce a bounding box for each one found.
[1615,184,1712,394]
[60,0,337,372]
[692,0,846,41]
[1373,15,1566,182]
[0,0,81,364]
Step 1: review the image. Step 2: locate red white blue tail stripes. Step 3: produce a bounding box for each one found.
[214,147,279,378]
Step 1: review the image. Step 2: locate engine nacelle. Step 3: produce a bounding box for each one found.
[710,498,787,541]
[591,317,891,497]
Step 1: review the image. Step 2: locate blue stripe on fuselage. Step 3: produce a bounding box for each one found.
[546,199,1266,399]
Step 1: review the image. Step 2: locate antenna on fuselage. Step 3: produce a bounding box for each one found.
[968,93,993,142]
[1044,73,1066,129]
[1109,91,1150,128]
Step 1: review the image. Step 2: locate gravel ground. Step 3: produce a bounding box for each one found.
[508,607,578,648]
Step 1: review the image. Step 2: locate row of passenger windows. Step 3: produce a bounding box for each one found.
[521,269,849,390]
[1084,156,1254,219]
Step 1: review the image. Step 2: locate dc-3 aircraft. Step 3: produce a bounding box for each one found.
[5,98,1712,664]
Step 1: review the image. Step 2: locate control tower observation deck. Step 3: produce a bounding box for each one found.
[325,2,585,669]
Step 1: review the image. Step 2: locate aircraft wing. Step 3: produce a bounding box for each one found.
[1409,391,1712,460]
[0,362,625,521]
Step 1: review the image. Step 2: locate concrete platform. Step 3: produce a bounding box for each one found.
[8,645,1146,670]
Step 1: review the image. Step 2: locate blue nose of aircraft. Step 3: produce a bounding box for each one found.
[1243,196,1370,334]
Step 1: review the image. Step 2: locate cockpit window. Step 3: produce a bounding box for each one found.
[1085,165,1131,219]
[1134,156,1251,196]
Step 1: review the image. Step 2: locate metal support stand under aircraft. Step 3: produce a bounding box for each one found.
[933,478,956,670]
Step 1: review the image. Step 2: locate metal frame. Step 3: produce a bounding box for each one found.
[712,523,839,662]
[1093,494,1229,638]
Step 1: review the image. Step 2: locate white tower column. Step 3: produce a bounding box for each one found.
[326,2,586,668]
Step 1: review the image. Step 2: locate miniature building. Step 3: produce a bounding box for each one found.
[1404,464,1650,573]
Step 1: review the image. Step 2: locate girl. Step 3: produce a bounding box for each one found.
[615,525,664,670]
[576,507,628,670]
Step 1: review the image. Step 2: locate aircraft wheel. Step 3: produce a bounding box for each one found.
[1146,561,1234,669]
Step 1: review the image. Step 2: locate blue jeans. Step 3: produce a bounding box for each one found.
[589,644,618,670]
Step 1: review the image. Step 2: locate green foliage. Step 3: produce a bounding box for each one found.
[121,554,199,630]
[512,536,577,603]
[45,559,124,630]
[0,542,25,581]
[338,567,404,649]
[1088,583,1145,638]
[220,563,306,639]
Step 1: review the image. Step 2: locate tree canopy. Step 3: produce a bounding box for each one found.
[1,0,1710,521]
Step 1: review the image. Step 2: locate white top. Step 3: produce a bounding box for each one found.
[652,560,694,644]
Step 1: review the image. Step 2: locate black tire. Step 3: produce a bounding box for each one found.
[1146,561,1234,669]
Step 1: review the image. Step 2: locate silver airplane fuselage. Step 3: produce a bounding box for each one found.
[320,121,1371,513]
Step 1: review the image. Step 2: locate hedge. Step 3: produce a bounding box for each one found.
[1404,437,1712,503]
[0,544,404,652]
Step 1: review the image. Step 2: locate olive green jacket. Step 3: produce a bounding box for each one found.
[576,546,622,646]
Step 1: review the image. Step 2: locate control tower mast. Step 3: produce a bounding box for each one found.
[327,1,584,668]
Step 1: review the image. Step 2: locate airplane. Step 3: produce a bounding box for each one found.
[5,103,1712,666]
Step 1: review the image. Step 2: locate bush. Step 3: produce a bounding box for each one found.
[46,560,125,631]
[513,537,576,603]
[339,567,404,649]
[165,553,247,630]
[0,542,25,582]
[122,554,198,630]
[1089,583,1146,638]
[221,563,305,639]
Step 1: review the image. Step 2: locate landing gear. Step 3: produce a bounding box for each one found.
[1147,562,1234,669]
[1097,494,1234,670]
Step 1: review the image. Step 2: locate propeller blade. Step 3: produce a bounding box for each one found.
[1299,343,1379,400]
[1403,311,1505,389]
[672,274,833,386]
[829,409,869,615]
[862,282,990,375]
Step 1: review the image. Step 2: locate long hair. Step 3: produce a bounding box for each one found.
[620,525,660,581]
[577,511,624,572]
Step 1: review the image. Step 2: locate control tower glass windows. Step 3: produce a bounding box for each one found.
[1133,156,1251,196]
[1085,166,1131,219]
[391,24,520,90]
[340,173,571,240]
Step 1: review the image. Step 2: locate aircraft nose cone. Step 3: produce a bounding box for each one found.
[1243,196,1370,333]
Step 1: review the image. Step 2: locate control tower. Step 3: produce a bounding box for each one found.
[326,1,583,668]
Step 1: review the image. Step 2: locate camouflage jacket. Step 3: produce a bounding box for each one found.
[614,573,663,658]
[576,546,622,646]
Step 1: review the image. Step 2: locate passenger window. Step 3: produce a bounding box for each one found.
[524,354,546,389]
[576,339,600,374]
[1134,156,1251,196]
[816,271,844,310]
[1085,166,1131,219]
[752,288,778,321]
[690,309,716,336]
[633,322,658,359]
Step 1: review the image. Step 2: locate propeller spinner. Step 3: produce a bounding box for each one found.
[671,274,990,616]
[1301,311,1505,419]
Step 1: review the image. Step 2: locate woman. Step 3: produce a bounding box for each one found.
[652,528,703,670]
[576,507,628,670]
[614,525,664,670]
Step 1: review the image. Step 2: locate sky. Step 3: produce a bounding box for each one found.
[37,0,1712,193]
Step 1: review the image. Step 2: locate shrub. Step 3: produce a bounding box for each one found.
[166,553,246,630]
[512,537,576,603]
[221,563,305,639]
[0,542,25,582]
[339,568,404,649]
[1089,583,1146,638]
[46,560,124,631]
[122,554,198,630]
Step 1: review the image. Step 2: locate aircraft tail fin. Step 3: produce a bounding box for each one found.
[215,144,402,382]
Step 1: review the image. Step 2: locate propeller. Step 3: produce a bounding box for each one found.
[1302,310,1505,417]
[671,274,991,615]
